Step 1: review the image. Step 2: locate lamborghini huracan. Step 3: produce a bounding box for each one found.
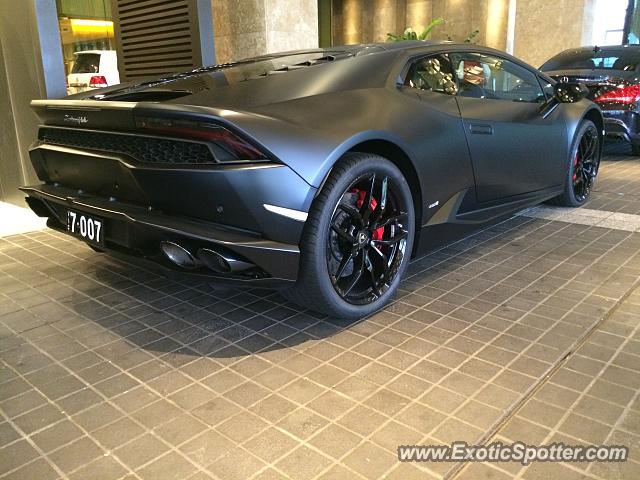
[22,41,603,319]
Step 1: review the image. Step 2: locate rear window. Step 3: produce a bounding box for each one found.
[71,54,100,74]
[541,49,640,72]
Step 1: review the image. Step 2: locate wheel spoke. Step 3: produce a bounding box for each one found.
[585,134,597,159]
[379,177,388,213]
[373,230,408,246]
[366,254,382,298]
[342,252,365,295]
[579,137,588,159]
[370,246,391,284]
[331,224,356,244]
[374,212,407,230]
[337,203,363,227]
[371,177,388,224]
[583,163,594,178]
[360,173,376,223]
[581,132,596,159]
[334,247,356,279]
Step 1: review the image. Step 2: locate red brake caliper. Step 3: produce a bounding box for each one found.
[573,153,580,182]
[353,189,384,240]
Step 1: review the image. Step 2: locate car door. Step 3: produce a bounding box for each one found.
[399,53,476,217]
[450,51,565,203]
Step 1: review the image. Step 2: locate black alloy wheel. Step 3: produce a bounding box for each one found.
[549,120,600,207]
[284,153,415,319]
[572,125,599,202]
[328,173,409,305]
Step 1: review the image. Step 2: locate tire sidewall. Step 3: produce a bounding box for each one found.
[302,154,415,319]
[564,120,599,207]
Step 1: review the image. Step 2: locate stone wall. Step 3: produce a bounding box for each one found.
[210,0,603,67]
[513,0,597,68]
[212,0,318,64]
[331,0,510,47]
[330,0,599,67]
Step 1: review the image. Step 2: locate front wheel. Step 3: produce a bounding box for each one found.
[284,153,415,319]
[549,120,600,207]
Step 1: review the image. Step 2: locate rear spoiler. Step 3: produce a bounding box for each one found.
[29,99,250,132]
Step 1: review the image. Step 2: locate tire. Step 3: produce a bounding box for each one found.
[283,152,415,319]
[631,142,640,156]
[548,120,600,207]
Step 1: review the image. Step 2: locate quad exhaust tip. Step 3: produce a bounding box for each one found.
[197,248,254,274]
[160,241,199,270]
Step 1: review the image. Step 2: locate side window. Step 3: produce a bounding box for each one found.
[450,53,545,103]
[404,54,458,95]
[539,77,555,101]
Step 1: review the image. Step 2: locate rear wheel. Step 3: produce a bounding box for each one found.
[631,142,640,156]
[549,120,600,207]
[284,153,415,319]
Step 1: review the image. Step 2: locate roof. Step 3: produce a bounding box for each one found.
[564,45,640,53]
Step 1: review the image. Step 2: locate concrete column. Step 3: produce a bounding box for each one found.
[0,0,65,205]
[265,0,319,52]
[405,0,434,32]
[211,0,318,64]
[342,0,363,44]
[513,0,594,67]
[372,0,399,43]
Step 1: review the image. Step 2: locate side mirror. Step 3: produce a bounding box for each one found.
[554,82,589,103]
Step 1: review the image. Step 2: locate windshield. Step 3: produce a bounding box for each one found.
[72,54,100,74]
[541,49,640,72]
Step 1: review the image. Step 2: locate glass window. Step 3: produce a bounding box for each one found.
[71,53,101,74]
[404,55,458,95]
[57,0,115,94]
[450,53,546,103]
[539,77,555,101]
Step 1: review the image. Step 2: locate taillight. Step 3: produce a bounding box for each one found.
[134,116,269,162]
[89,75,108,88]
[594,84,640,104]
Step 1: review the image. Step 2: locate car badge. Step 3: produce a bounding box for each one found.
[63,114,88,125]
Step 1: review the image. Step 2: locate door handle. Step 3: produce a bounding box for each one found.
[469,124,493,135]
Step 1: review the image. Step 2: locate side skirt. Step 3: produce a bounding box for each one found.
[415,186,563,255]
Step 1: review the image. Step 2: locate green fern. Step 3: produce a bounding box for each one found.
[386,18,445,42]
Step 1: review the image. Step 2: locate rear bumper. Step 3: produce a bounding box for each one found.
[21,183,300,286]
[601,109,640,143]
[29,143,315,244]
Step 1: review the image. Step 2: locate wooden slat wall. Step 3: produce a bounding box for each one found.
[111,0,207,81]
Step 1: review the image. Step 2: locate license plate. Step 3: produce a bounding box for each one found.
[67,210,105,246]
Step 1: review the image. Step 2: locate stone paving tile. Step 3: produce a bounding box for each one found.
[583,141,640,215]
[1,152,640,480]
[458,283,640,480]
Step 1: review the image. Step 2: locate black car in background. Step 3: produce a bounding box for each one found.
[541,45,640,154]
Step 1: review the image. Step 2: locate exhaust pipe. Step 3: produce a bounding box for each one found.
[197,248,254,274]
[160,241,198,269]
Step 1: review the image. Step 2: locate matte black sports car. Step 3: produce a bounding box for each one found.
[22,41,603,319]
[541,45,640,154]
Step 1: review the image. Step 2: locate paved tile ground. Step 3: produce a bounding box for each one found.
[457,282,640,480]
[0,202,46,237]
[1,144,639,480]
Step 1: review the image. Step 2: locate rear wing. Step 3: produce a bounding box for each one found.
[30,99,249,132]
